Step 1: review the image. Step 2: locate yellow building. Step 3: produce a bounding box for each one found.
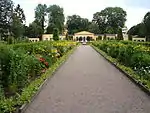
[42,34,53,41]
[73,31,96,41]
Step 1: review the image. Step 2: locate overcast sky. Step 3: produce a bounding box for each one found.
[13,0,150,29]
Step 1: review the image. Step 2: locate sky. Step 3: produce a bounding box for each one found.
[13,0,150,29]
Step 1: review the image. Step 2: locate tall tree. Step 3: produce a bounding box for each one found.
[93,7,127,34]
[47,5,65,34]
[66,15,89,34]
[11,4,26,39]
[0,0,13,40]
[143,12,150,41]
[35,4,47,33]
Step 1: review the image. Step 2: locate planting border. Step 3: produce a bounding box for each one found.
[91,45,150,96]
[17,45,78,113]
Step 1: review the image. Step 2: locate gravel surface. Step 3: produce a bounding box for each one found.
[25,45,150,113]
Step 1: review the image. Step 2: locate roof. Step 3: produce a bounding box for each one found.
[75,31,94,35]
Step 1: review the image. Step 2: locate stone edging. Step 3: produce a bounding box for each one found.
[18,45,78,113]
[91,45,150,96]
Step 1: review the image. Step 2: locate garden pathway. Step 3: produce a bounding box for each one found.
[25,45,150,113]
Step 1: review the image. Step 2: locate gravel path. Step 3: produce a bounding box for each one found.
[25,45,150,113]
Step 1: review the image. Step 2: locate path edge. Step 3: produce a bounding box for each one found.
[18,45,79,113]
[91,45,150,96]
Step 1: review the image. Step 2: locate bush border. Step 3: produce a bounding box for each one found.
[17,45,78,113]
[91,45,150,96]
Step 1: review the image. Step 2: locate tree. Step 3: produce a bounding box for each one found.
[103,34,106,40]
[88,22,100,34]
[0,0,13,40]
[117,28,123,40]
[143,12,150,41]
[26,21,43,38]
[11,4,26,39]
[66,15,89,34]
[35,4,47,33]
[128,34,132,41]
[46,23,55,34]
[127,25,139,35]
[11,15,24,39]
[53,28,59,41]
[127,23,146,37]
[47,5,65,34]
[93,7,127,34]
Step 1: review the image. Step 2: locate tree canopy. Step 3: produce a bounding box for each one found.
[47,5,65,34]
[35,4,47,33]
[0,0,13,40]
[93,7,127,34]
[66,15,89,34]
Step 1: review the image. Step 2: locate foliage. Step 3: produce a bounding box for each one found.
[144,12,150,41]
[66,15,89,34]
[117,28,123,40]
[26,21,43,38]
[88,22,100,34]
[128,35,132,41]
[53,28,59,41]
[127,23,146,38]
[47,5,65,34]
[97,36,102,40]
[103,34,106,40]
[11,4,26,39]
[0,0,13,40]
[93,7,127,34]
[35,4,47,33]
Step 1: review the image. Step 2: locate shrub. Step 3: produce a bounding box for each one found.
[53,28,59,41]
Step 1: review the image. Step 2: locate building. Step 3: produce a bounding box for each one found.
[29,38,40,42]
[73,31,117,41]
[132,36,146,42]
[73,31,96,41]
[42,34,53,41]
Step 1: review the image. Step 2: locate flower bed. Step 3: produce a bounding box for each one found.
[0,41,77,113]
[92,41,150,90]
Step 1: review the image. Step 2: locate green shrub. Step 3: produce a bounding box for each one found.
[53,28,59,41]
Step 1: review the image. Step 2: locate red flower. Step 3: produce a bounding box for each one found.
[39,57,45,62]
[44,62,49,67]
